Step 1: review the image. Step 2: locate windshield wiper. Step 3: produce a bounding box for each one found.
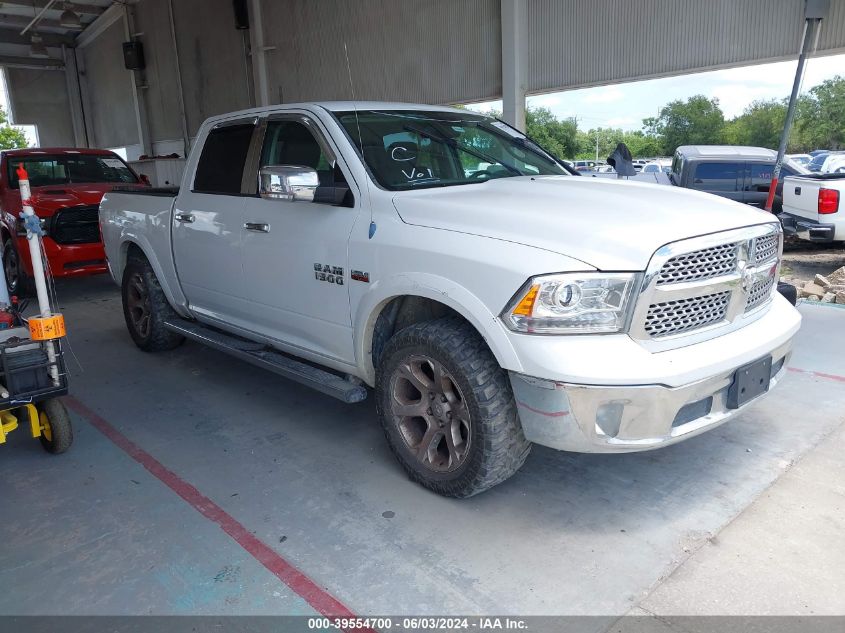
[402,125,523,177]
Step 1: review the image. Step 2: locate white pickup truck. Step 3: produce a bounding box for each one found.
[99,102,801,497]
[778,172,845,243]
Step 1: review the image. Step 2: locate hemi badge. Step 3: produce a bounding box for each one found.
[351,270,370,283]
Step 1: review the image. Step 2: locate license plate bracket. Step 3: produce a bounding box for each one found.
[727,356,773,409]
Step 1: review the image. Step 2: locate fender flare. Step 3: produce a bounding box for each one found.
[117,236,191,318]
[353,272,524,384]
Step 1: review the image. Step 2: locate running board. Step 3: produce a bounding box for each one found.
[163,319,367,404]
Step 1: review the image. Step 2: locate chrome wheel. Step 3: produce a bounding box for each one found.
[389,355,471,473]
[126,272,152,339]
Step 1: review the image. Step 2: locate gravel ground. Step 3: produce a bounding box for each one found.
[780,237,845,286]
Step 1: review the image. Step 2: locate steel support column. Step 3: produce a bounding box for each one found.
[248,0,270,107]
[501,0,528,131]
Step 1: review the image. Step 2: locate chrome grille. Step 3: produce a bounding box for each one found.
[631,224,782,347]
[745,275,775,312]
[656,242,738,285]
[644,291,731,338]
[754,233,779,264]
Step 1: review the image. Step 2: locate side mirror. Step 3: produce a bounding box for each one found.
[259,165,319,202]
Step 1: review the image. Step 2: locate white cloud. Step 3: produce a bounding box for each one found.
[582,86,625,104]
[528,93,563,108]
[606,116,638,127]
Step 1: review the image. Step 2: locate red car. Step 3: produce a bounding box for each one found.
[0,148,143,294]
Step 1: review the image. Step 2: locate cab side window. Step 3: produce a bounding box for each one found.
[692,162,741,192]
[194,123,255,194]
[260,120,346,190]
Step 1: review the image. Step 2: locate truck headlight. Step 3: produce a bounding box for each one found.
[502,273,640,334]
[15,216,47,236]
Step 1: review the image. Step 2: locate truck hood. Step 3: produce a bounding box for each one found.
[392,176,776,270]
[29,183,117,217]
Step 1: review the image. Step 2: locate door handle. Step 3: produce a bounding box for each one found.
[175,213,195,223]
[244,222,270,233]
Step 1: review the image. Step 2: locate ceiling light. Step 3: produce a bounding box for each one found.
[29,34,49,58]
[60,3,82,30]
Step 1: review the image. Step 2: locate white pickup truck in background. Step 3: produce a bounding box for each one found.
[779,172,845,243]
[99,102,801,497]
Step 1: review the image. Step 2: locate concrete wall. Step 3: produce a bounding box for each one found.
[6,67,75,147]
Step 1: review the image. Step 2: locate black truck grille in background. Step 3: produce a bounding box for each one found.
[49,205,100,245]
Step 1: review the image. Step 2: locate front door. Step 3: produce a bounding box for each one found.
[173,120,256,327]
[240,114,361,364]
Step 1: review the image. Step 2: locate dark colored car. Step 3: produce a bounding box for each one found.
[668,145,807,212]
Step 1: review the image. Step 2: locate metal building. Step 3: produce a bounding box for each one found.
[0,0,843,157]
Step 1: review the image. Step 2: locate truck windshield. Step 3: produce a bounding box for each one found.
[6,154,138,189]
[335,110,568,190]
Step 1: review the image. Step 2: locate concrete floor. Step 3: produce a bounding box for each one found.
[1,276,843,624]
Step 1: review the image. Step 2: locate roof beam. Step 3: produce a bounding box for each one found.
[0,53,64,69]
[0,26,75,46]
[0,12,86,32]
[0,1,105,16]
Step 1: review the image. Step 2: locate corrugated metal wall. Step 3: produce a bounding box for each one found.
[257,0,845,105]
[260,0,502,104]
[6,68,75,147]
[78,19,137,148]
[526,0,845,94]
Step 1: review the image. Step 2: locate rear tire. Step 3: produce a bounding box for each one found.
[376,317,531,498]
[121,253,184,352]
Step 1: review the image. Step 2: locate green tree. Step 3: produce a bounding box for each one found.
[792,75,845,151]
[721,99,787,149]
[525,106,579,159]
[0,106,28,150]
[643,95,725,155]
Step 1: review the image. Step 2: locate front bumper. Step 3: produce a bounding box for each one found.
[16,236,107,278]
[508,297,800,453]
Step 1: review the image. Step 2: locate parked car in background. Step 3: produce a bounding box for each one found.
[572,160,597,171]
[819,152,845,174]
[0,148,142,294]
[668,145,808,212]
[785,153,812,168]
[824,155,845,174]
[100,102,799,497]
[642,159,671,174]
[807,152,830,172]
[779,172,845,243]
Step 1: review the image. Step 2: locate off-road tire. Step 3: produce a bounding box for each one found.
[38,398,73,454]
[122,253,184,352]
[3,237,34,297]
[376,317,531,497]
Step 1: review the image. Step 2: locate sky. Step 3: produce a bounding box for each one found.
[466,52,845,132]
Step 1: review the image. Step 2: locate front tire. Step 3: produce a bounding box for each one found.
[3,237,33,297]
[376,317,531,498]
[121,254,184,352]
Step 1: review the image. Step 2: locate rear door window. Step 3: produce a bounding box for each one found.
[692,162,741,192]
[193,123,256,194]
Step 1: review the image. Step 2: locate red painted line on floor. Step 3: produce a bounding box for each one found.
[516,400,570,418]
[788,367,845,383]
[65,396,371,630]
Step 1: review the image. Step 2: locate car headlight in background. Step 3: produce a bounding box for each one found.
[501,273,640,334]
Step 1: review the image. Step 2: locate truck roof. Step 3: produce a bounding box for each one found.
[202,101,483,127]
[675,145,777,160]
